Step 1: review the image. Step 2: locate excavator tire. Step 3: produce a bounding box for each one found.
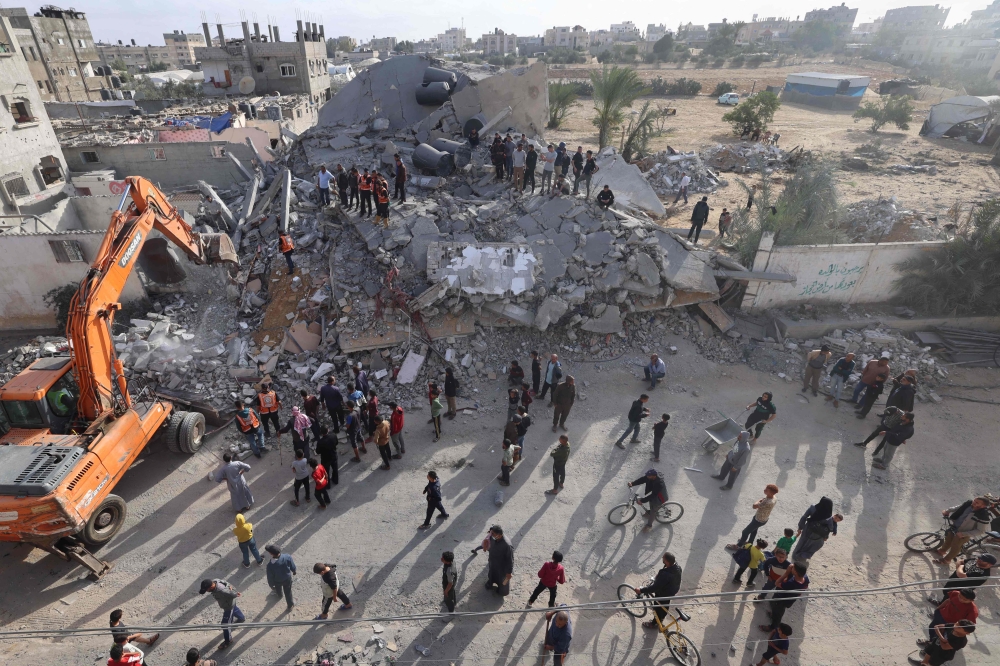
[81,494,127,547]
[162,412,185,453]
[178,412,206,454]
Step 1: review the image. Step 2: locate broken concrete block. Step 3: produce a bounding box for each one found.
[329,134,357,150]
[634,252,660,286]
[534,296,569,331]
[580,305,623,334]
[396,350,426,384]
[311,362,335,383]
[483,301,536,326]
[582,231,614,266]
[591,154,667,216]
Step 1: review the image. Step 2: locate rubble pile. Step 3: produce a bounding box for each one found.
[843,197,902,241]
[702,141,787,173]
[638,150,727,198]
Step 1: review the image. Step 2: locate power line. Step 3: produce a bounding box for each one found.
[1,579,994,641]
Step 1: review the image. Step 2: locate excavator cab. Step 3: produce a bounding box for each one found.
[0,357,80,442]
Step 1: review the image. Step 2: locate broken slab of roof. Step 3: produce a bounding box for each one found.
[428,242,537,297]
[317,55,547,139]
[591,153,667,217]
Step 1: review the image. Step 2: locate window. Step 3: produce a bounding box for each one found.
[148,148,166,161]
[56,37,65,45]
[2,175,30,198]
[256,63,263,72]
[211,145,227,158]
[10,101,33,123]
[77,39,85,47]
[280,63,296,76]
[80,151,101,163]
[29,46,37,59]
[44,81,52,93]
[37,80,44,90]
[68,67,77,76]
[49,239,86,263]
[39,156,62,185]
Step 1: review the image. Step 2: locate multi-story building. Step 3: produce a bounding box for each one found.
[804,3,859,27]
[0,15,68,216]
[516,35,544,54]
[588,29,616,52]
[610,21,642,41]
[737,17,802,44]
[899,28,999,67]
[677,23,709,43]
[437,27,466,52]
[95,41,172,73]
[965,0,1000,30]
[646,24,669,42]
[369,37,397,53]
[882,5,950,30]
[482,29,517,55]
[164,31,205,68]
[543,26,589,50]
[0,6,104,102]
[195,20,330,105]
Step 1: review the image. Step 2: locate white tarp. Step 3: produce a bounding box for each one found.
[924,95,1000,138]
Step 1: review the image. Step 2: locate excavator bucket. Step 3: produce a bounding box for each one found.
[201,233,239,266]
[137,238,187,283]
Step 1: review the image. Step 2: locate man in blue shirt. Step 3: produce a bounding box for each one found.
[265,545,297,610]
[644,354,666,389]
[544,605,572,666]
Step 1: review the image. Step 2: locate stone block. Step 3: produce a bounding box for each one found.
[634,251,660,287]
[534,296,569,331]
[582,231,614,266]
[581,305,623,334]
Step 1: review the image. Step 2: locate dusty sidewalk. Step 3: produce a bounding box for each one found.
[0,337,997,665]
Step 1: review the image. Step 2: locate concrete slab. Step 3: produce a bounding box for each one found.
[581,305,624,334]
[516,214,542,236]
[582,231,614,266]
[526,236,568,285]
[329,134,358,150]
[593,263,624,292]
[396,350,426,384]
[591,154,667,216]
[403,234,443,273]
[428,243,537,296]
[338,310,476,353]
[483,301,536,326]
[551,232,577,258]
[634,251,660,286]
[534,295,569,331]
[654,232,720,298]
[537,197,576,228]
[456,62,549,139]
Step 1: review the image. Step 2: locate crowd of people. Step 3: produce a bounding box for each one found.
[106,336,996,666]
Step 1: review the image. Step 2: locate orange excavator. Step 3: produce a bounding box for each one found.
[0,176,238,577]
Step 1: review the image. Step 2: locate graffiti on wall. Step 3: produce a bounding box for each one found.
[797,263,864,296]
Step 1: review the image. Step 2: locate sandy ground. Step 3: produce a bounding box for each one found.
[1,336,998,666]
[545,63,1000,233]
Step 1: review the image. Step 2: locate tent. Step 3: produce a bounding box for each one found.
[922,95,1000,138]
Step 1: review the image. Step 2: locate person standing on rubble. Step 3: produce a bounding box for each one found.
[571,146,585,194]
[319,376,344,433]
[539,353,563,402]
[278,231,295,275]
[234,400,265,458]
[393,154,407,203]
[491,136,506,181]
[335,164,349,208]
[688,196,710,244]
[541,144,556,193]
[512,143,527,193]
[359,168,373,218]
[504,135,516,182]
[581,151,599,200]
[524,145,538,194]
[257,382,281,441]
[316,165,333,207]
[347,167,359,211]
[468,127,480,148]
[801,344,832,397]
[374,171,391,227]
[557,142,570,177]
[674,172,690,204]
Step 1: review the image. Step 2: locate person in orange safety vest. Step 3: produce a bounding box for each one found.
[278,232,295,275]
[234,399,265,458]
[257,383,282,440]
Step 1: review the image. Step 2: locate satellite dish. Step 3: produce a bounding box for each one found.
[238,76,256,95]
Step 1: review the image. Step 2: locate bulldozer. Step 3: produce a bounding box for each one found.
[0,177,238,578]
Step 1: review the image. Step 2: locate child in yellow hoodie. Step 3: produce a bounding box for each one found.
[733,538,767,587]
[233,514,263,568]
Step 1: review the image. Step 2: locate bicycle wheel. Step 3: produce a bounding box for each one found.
[616,584,648,618]
[666,630,701,666]
[904,531,944,553]
[608,503,637,525]
[656,502,685,524]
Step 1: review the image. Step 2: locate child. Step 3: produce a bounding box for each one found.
[753,623,791,666]
[420,470,449,528]
[430,390,443,442]
[527,551,566,608]
[344,401,364,461]
[507,387,520,422]
[530,351,541,394]
[776,528,797,554]
[499,439,520,486]
[756,547,790,601]
[520,382,533,410]
[290,449,311,506]
[733,538,768,587]
[470,529,492,556]
[363,389,379,443]
[652,414,670,462]
[313,562,352,619]
[309,458,330,509]
[508,360,525,385]
[442,551,457,613]
[232,513,263,568]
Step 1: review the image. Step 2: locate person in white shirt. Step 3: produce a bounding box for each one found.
[674,172,690,204]
[541,145,557,194]
[316,166,333,207]
[512,144,527,193]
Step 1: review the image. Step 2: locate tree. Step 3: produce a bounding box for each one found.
[108,58,128,72]
[722,90,781,136]
[852,95,913,133]
[712,81,735,97]
[793,21,843,52]
[620,101,665,161]
[396,40,415,53]
[591,65,647,149]
[146,61,170,72]
[653,34,674,54]
[547,81,579,129]
[730,21,746,45]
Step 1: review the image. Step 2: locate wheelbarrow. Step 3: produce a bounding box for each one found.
[700,409,749,452]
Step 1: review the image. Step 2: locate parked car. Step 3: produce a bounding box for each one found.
[718,92,740,105]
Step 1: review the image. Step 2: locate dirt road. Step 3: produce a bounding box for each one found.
[1,331,996,666]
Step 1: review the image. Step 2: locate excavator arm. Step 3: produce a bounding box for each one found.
[68,176,238,421]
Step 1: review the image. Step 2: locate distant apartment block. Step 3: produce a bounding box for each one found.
[543,26,589,49]
[883,5,950,30]
[804,3,859,27]
[482,29,517,55]
[646,24,670,42]
[610,21,642,41]
[164,31,205,67]
[438,28,467,52]
[369,37,397,53]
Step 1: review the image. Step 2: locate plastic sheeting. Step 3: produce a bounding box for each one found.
[923,95,1000,138]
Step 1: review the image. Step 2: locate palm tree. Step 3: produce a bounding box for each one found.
[619,101,661,161]
[730,21,747,46]
[590,66,647,149]
[547,81,579,129]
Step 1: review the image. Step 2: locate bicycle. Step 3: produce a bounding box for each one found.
[616,580,701,666]
[608,491,684,526]
[904,520,1000,557]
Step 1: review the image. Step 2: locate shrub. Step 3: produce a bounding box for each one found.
[712,57,726,68]
[722,91,781,136]
[649,77,669,95]
[712,82,736,97]
[729,55,745,67]
[667,78,702,95]
[747,54,766,68]
[852,95,914,133]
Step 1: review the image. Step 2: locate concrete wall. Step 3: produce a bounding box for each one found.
[0,17,70,216]
[38,195,118,232]
[452,62,549,140]
[741,233,947,311]
[62,141,255,190]
[196,40,330,101]
[0,230,146,329]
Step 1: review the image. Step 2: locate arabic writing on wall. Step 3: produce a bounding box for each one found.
[797,262,863,296]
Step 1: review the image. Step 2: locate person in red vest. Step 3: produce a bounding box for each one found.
[234,399,265,458]
[358,169,373,218]
[374,171,390,227]
[257,383,281,441]
[278,231,294,275]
